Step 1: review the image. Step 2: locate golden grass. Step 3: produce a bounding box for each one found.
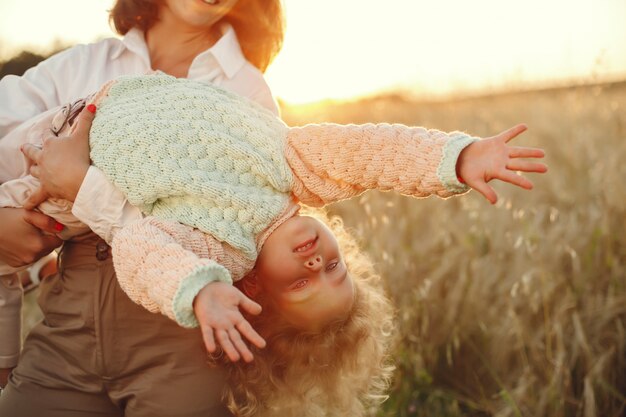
[20,81,625,416]
[281,82,626,417]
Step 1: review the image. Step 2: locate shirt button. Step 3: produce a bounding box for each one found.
[1,275,19,289]
[96,241,110,261]
[51,283,62,294]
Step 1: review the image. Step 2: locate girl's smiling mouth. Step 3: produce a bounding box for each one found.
[293,236,318,255]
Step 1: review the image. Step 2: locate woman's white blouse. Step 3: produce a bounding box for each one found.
[0,25,279,245]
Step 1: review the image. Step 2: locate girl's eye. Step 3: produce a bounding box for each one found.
[292,280,308,290]
[326,261,339,271]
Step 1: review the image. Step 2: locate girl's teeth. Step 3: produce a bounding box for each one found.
[202,0,219,4]
[296,242,313,252]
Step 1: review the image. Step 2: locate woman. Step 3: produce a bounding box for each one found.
[0,0,284,415]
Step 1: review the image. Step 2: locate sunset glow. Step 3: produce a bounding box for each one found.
[1,0,625,104]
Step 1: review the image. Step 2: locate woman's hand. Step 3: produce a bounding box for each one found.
[0,208,62,268]
[456,124,548,204]
[20,105,95,207]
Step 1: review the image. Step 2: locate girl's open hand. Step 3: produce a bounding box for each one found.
[456,124,548,204]
[193,281,266,362]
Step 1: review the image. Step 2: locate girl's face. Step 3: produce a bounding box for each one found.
[255,216,355,331]
[162,0,239,30]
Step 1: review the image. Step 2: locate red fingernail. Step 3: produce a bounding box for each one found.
[457,176,465,184]
[54,222,64,232]
[87,104,96,114]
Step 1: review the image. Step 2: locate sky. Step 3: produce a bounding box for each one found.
[1,0,625,103]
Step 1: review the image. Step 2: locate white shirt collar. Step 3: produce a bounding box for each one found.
[111,28,151,65]
[192,24,246,79]
[111,24,246,79]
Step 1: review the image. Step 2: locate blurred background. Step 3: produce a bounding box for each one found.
[2,1,625,416]
[1,0,625,103]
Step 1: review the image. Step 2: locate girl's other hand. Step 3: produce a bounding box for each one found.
[0,208,62,268]
[193,281,266,363]
[456,124,548,204]
[20,105,96,207]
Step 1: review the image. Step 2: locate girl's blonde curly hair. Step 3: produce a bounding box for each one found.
[225,210,396,417]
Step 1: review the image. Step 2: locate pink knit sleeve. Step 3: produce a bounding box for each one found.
[111,217,233,328]
[284,123,478,206]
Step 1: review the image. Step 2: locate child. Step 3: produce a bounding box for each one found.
[223,209,396,417]
[6,73,546,414]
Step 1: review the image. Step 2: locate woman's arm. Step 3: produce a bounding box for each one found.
[0,110,65,266]
[20,106,144,244]
[0,43,121,138]
[0,209,61,378]
[0,208,62,268]
[0,49,79,138]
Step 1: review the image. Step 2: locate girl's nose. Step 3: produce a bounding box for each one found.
[304,255,323,271]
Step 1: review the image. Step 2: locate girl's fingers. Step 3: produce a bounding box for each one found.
[470,180,498,204]
[201,325,217,353]
[228,328,254,363]
[216,329,240,362]
[500,124,527,143]
[236,320,266,349]
[498,170,534,190]
[238,294,262,316]
[506,160,548,173]
[509,146,545,158]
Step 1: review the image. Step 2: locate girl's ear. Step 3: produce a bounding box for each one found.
[241,271,261,298]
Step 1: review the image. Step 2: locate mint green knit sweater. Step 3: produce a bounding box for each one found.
[91,74,294,261]
[88,73,478,327]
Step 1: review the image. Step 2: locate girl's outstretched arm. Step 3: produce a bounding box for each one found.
[285,122,546,206]
[285,122,479,206]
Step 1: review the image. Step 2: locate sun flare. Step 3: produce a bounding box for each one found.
[1,0,625,104]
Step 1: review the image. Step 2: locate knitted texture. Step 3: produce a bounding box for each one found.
[112,217,253,327]
[88,74,478,326]
[90,73,293,261]
[285,123,476,206]
[1,73,479,328]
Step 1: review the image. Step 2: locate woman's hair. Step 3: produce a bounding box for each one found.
[108,0,285,72]
[225,211,396,417]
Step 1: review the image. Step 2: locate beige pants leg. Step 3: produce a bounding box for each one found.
[0,273,22,369]
[0,234,232,417]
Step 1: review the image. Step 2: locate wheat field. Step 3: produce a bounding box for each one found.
[281,82,626,417]
[21,81,625,416]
